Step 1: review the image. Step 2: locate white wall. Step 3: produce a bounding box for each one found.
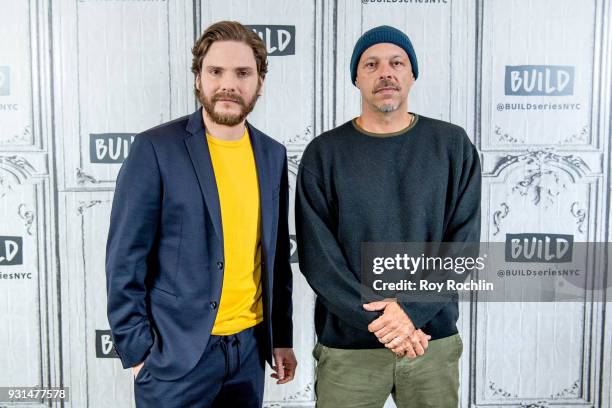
[0,0,610,407]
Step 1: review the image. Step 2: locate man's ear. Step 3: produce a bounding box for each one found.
[257,78,265,96]
[195,74,201,91]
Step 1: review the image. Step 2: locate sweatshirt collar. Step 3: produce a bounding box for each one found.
[351,113,419,137]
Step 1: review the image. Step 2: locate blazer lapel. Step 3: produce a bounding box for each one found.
[184,108,224,244]
[247,121,274,257]
[247,122,278,318]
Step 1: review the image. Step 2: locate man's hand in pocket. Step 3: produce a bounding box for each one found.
[132,361,144,379]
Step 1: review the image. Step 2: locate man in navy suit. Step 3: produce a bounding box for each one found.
[105,21,296,407]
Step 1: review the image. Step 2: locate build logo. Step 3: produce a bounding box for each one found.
[96,330,119,358]
[505,233,573,263]
[90,133,135,164]
[247,25,295,56]
[505,65,574,96]
[0,236,22,265]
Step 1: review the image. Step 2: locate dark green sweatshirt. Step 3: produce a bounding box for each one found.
[295,114,481,348]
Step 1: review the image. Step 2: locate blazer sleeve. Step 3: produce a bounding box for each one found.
[271,152,294,348]
[105,135,160,369]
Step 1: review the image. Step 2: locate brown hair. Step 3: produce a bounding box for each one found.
[191,21,268,97]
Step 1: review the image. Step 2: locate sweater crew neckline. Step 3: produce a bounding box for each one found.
[351,113,419,138]
[206,128,249,148]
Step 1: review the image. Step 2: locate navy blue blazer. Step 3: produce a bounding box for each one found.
[105,108,293,381]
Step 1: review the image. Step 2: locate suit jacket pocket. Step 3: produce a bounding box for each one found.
[149,286,177,307]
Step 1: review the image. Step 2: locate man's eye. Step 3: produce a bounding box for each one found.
[211,69,221,75]
[393,61,403,66]
[365,62,375,68]
[238,71,249,77]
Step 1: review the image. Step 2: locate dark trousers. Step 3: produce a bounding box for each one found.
[134,323,266,408]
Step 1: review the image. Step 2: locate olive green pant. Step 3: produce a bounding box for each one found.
[313,333,462,408]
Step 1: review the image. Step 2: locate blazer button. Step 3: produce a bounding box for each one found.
[217,261,224,270]
[210,301,218,309]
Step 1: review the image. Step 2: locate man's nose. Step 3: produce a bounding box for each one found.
[378,64,394,81]
[219,74,237,93]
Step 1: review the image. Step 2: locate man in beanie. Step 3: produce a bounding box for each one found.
[296,25,481,407]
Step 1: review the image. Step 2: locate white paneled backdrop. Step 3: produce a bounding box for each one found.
[0,0,611,407]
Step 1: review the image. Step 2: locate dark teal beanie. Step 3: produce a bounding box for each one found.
[350,25,418,85]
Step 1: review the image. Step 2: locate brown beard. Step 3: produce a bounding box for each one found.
[199,85,260,127]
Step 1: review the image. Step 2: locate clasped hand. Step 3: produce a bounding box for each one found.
[363,299,430,358]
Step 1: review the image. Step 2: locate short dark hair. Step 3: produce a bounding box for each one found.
[191,21,268,98]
